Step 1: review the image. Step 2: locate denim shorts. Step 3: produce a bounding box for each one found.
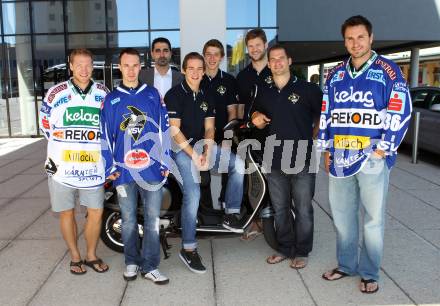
[48,177,104,212]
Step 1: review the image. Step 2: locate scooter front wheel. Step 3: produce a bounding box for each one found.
[100,209,124,253]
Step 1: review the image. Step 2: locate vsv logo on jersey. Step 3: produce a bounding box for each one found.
[388,91,406,114]
[120,106,146,141]
[333,87,374,107]
[63,107,100,127]
[366,69,386,86]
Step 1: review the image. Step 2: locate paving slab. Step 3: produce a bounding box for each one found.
[0,174,46,198]
[395,156,440,186]
[29,241,123,306]
[0,158,13,167]
[213,236,315,306]
[0,198,50,239]
[387,185,440,231]
[18,209,86,240]
[0,158,42,179]
[301,231,415,306]
[0,240,9,250]
[419,229,440,248]
[382,230,440,305]
[0,198,10,208]
[390,168,439,190]
[314,202,334,232]
[0,239,67,306]
[401,188,440,210]
[121,238,215,306]
[21,178,50,199]
[22,162,46,175]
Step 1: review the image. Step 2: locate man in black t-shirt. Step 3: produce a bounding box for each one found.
[236,29,272,121]
[201,39,239,208]
[165,52,244,275]
[250,44,322,269]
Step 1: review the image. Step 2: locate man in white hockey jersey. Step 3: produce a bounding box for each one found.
[40,48,109,275]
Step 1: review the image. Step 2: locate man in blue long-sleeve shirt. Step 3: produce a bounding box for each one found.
[101,48,172,285]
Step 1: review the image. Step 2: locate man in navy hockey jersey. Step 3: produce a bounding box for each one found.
[101,48,172,285]
[319,16,412,293]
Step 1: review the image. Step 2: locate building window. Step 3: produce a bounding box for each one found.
[226,0,278,74]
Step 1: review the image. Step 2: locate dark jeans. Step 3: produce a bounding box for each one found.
[266,169,316,258]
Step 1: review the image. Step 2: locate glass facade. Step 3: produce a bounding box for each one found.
[0,0,278,137]
[226,0,277,74]
[0,0,180,136]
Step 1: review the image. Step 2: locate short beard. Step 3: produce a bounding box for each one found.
[351,49,371,60]
[155,57,170,67]
[250,52,266,62]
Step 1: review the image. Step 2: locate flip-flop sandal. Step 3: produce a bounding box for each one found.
[360,279,379,294]
[266,254,287,264]
[70,261,86,275]
[289,257,308,269]
[84,258,109,273]
[322,268,349,281]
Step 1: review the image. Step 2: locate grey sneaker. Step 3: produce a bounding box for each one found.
[142,269,169,285]
[123,264,139,281]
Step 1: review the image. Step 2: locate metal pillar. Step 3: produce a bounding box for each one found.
[410,48,420,88]
[319,63,325,90]
[411,112,421,164]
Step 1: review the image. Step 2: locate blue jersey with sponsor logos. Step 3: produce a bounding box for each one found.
[39,79,109,188]
[317,52,412,177]
[100,83,172,186]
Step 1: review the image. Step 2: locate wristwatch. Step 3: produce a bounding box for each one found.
[246,121,256,129]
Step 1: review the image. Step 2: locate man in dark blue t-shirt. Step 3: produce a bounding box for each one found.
[201,39,240,209]
[251,44,322,269]
[166,52,245,274]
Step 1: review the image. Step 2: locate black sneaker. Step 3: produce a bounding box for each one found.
[222,214,244,233]
[179,249,206,274]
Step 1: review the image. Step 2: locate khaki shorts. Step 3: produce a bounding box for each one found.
[48,177,104,212]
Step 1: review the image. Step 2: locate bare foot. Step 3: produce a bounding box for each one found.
[290,257,308,269]
[266,254,287,264]
[360,279,379,294]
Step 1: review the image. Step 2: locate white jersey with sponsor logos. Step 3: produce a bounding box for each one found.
[317,51,412,177]
[40,79,109,188]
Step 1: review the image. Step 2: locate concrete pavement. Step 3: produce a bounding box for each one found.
[0,139,439,306]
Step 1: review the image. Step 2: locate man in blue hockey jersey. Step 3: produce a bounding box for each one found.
[319,16,412,293]
[101,48,172,285]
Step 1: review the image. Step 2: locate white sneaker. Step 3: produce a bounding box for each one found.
[142,269,169,285]
[123,264,139,281]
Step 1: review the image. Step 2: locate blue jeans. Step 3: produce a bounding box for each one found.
[266,169,316,258]
[329,156,390,281]
[173,145,244,249]
[116,181,163,273]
